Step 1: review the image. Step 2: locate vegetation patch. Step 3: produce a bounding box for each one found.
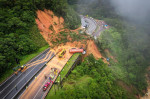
[46,55,135,99]
[46,53,80,98]
[0,45,49,83]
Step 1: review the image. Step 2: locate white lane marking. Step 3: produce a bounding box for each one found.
[12,62,47,99]
[13,53,54,99]
[0,53,47,94]
[0,74,15,87]
[0,49,49,87]
[2,60,47,99]
[32,77,48,99]
[20,53,55,99]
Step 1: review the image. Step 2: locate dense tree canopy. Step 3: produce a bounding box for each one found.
[0,0,80,76]
[69,0,150,94]
[48,55,134,98]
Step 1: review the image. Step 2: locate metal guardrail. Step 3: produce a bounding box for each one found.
[0,48,50,86]
[44,54,81,99]
[12,53,56,99]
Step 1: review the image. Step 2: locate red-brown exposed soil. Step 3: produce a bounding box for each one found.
[85,40,102,59]
[36,9,64,46]
[35,9,106,62]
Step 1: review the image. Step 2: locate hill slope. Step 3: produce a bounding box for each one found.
[0,0,80,81]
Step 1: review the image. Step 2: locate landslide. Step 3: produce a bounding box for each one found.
[35,10,108,62]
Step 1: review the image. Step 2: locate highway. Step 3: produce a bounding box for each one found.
[80,15,108,38]
[19,46,74,99]
[0,48,55,99]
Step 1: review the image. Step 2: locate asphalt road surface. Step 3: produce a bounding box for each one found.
[19,46,74,99]
[80,15,107,38]
[0,48,55,99]
[80,15,97,35]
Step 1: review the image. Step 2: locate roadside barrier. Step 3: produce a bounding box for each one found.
[44,54,82,99]
[12,53,56,99]
[0,48,50,86]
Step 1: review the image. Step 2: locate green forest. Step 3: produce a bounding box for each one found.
[0,0,80,80]
[47,55,135,99]
[0,0,150,98]
[68,0,150,95]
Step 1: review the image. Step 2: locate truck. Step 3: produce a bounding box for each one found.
[69,48,86,54]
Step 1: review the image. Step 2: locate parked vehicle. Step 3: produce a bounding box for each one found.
[43,82,50,91]
[69,48,86,54]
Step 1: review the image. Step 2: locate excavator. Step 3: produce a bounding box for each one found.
[13,65,27,75]
[59,49,66,58]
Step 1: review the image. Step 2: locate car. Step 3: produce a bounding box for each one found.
[43,82,50,91]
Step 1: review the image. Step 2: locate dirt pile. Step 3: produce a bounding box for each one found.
[35,9,106,63]
[36,9,64,46]
[85,40,102,59]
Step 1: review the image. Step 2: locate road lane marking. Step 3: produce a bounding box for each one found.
[0,49,50,87]
[11,53,55,99]
[2,62,43,99]
[0,52,47,94]
[0,74,15,87]
[3,62,47,99]
[32,77,48,99]
[25,50,51,67]
[27,51,51,68]
[12,62,47,99]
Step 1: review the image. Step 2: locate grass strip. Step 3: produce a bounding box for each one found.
[46,53,80,98]
[0,45,49,83]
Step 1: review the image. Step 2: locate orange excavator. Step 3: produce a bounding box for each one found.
[13,65,27,75]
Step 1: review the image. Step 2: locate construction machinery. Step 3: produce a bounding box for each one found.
[13,66,21,75]
[59,49,66,58]
[20,65,27,72]
[13,65,27,75]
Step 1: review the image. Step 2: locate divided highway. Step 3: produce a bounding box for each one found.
[0,48,55,99]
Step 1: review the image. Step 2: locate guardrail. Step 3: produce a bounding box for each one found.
[12,53,56,99]
[0,48,50,86]
[44,53,82,99]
